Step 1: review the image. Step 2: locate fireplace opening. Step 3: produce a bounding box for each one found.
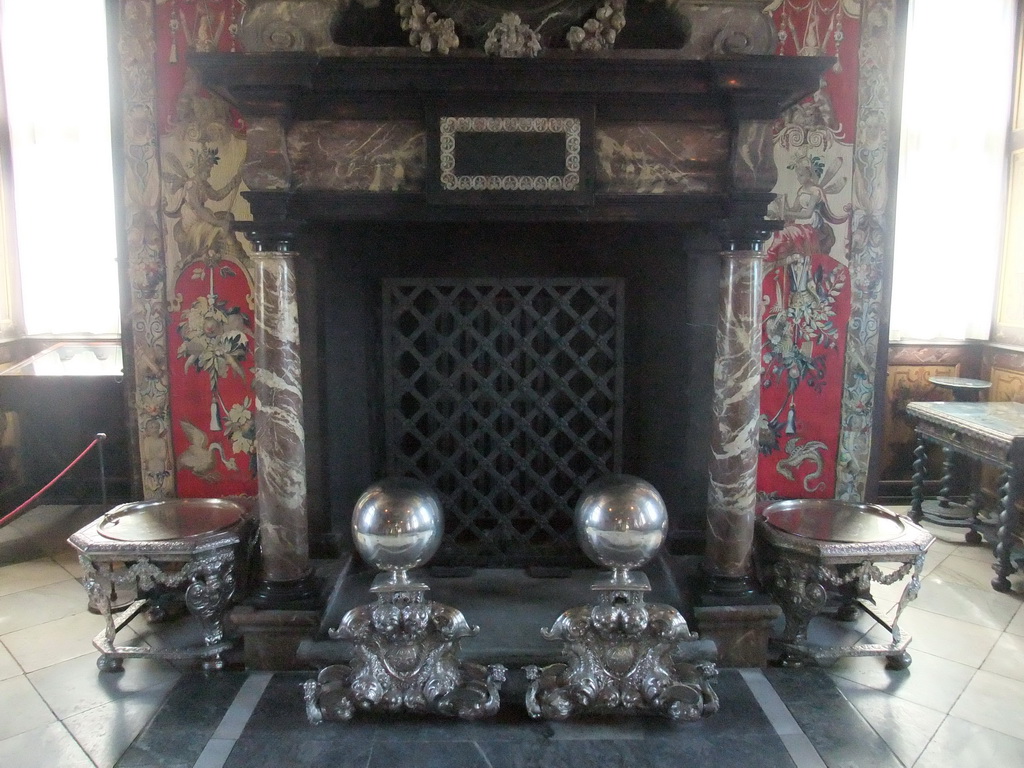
[301,220,722,566]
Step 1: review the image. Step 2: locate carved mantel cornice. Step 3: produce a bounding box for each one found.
[192,50,830,123]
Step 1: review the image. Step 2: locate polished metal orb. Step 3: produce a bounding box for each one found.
[352,478,443,576]
[575,474,667,573]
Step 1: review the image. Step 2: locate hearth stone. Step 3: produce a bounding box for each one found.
[300,556,717,669]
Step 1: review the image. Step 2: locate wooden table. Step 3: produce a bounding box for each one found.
[906,401,1024,592]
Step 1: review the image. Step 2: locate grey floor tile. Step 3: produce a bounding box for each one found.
[370,740,490,768]
[778,734,826,768]
[2,610,110,672]
[914,715,1024,768]
[116,672,247,768]
[948,669,1024,740]
[63,680,176,768]
[193,737,237,768]
[979,631,1024,682]
[765,667,901,768]
[28,652,180,720]
[831,675,945,766]
[0,674,57,741]
[0,639,21,681]
[0,577,91,636]
[0,721,95,768]
[896,607,1001,667]
[225,734,372,768]
[829,648,975,713]
[0,558,73,597]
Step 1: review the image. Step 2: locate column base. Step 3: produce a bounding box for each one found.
[693,601,781,667]
[248,570,321,611]
[229,606,320,670]
[699,571,760,602]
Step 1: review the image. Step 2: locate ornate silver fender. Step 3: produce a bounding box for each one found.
[524,589,720,721]
[303,588,506,722]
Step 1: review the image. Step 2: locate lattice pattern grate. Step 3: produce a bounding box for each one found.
[382,278,624,567]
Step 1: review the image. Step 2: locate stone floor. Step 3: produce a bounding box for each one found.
[1,505,1023,767]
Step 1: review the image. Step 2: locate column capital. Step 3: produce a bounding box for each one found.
[236,221,303,254]
[712,218,775,253]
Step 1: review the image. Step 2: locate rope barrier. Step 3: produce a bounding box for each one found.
[0,433,107,529]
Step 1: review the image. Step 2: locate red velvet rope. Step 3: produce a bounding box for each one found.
[0,434,106,529]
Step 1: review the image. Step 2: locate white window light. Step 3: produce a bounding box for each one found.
[0,0,120,338]
[889,0,1016,342]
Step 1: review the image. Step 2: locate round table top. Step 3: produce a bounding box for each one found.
[761,499,906,543]
[927,376,992,391]
[97,499,244,542]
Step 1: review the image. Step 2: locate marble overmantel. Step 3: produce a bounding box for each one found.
[192,45,829,662]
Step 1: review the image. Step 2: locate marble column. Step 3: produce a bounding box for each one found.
[705,244,763,596]
[250,244,317,607]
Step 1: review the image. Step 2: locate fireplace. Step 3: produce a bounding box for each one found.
[305,220,721,567]
[192,22,829,665]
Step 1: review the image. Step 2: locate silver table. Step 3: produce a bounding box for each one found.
[68,499,248,672]
[756,500,934,669]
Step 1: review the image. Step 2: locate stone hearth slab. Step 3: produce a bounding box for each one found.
[302,555,716,667]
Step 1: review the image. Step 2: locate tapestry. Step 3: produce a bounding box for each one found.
[758,0,891,500]
[155,0,257,497]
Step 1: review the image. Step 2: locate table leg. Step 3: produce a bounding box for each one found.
[911,437,927,524]
[767,559,827,665]
[81,559,125,673]
[993,472,1020,592]
[184,552,237,671]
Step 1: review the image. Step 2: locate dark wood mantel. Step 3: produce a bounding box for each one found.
[191,49,831,122]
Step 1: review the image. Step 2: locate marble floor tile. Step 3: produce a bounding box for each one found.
[1007,603,1024,636]
[0,639,21,681]
[0,557,73,597]
[946,539,997,563]
[0,674,57,740]
[979,631,1024,682]
[948,669,1024,740]
[828,648,975,713]
[0,721,94,768]
[28,651,180,720]
[2,609,111,673]
[0,577,92,636]
[914,715,1024,768]
[894,607,1001,667]
[830,675,945,767]
[63,680,176,768]
[52,550,86,580]
[934,554,1017,593]
[909,572,1021,630]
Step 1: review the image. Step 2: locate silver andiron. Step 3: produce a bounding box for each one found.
[525,474,720,721]
[303,478,506,723]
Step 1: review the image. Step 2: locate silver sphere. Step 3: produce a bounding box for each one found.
[352,478,443,575]
[575,474,667,573]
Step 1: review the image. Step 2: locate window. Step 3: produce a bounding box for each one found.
[889,0,1017,342]
[0,0,120,338]
[994,3,1024,344]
